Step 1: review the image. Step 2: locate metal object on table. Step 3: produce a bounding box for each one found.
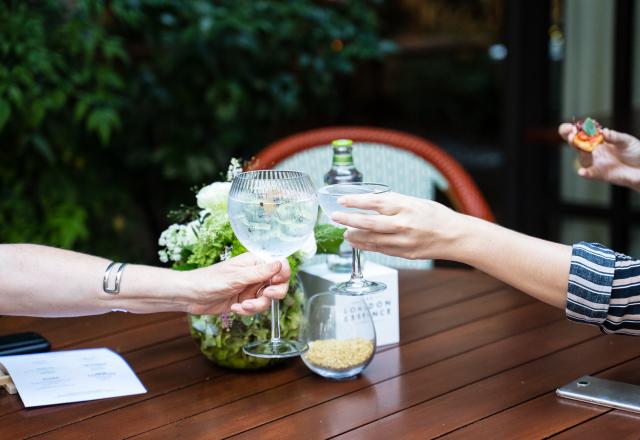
[556,375,640,414]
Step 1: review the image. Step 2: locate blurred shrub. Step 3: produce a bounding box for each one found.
[0,0,389,261]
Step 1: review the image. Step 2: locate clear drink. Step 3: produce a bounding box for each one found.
[228,198,317,260]
[318,184,381,217]
[317,182,390,296]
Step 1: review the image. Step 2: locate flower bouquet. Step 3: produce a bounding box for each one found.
[158,159,344,370]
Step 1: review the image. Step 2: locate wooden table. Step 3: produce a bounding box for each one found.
[3,269,640,439]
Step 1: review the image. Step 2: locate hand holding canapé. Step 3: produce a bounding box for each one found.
[559,120,640,191]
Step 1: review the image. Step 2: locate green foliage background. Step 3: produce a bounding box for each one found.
[0,0,389,262]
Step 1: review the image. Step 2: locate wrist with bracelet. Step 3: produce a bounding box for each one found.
[103,261,128,312]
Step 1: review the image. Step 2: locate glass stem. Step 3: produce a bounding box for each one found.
[350,248,364,285]
[270,298,281,342]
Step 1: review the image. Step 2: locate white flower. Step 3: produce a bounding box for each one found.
[196,182,232,211]
[226,158,243,181]
[299,234,317,261]
[158,222,201,263]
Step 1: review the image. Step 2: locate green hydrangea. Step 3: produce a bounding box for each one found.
[187,210,234,267]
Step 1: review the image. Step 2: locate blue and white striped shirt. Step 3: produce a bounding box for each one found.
[567,242,640,335]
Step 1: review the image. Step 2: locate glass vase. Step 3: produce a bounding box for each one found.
[188,275,305,370]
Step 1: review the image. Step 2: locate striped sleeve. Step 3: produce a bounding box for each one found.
[567,241,640,335]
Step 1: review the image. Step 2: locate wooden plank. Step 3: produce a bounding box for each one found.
[0,317,192,420]
[439,393,604,440]
[1,356,221,440]
[399,270,505,318]
[120,303,565,439]
[0,312,180,350]
[338,352,640,439]
[399,287,532,344]
[552,410,640,439]
[69,315,189,354]
[344,354,640,439]
[40,291,548,439]
[432,357,640,439]
[225,319,602,440]
[29,362,309,440]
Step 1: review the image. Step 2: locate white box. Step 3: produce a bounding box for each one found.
[299,262,400,347]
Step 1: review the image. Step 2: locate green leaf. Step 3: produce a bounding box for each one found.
[314,223,345,255]
[102,38,128,63]
[0,98,11,131]
[583,117,597,137]
[87,108,121,145]
[31,135,55,163]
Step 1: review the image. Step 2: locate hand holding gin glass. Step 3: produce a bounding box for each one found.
[228,170,317,358]
[318,182,390,295]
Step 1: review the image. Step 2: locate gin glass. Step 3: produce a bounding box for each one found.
[228,170,318,358]
[318,182,390,295]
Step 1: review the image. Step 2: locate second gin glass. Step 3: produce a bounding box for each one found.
[318,182,390,295]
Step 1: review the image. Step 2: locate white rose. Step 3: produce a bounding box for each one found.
[196,182,232,211]
[299,234,317,261]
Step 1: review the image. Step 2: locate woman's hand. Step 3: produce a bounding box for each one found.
[330,192,462,261]
[185,253,291,316]
[559,122,640,191]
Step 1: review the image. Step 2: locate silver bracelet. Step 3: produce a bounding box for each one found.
[103,261,127,294]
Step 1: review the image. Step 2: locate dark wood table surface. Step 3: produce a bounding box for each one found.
[3,268,640,439]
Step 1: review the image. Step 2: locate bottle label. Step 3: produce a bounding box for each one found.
[333,154,354,166]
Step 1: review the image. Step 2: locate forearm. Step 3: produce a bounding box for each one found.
[448,216,572,309]
[0,244,193,317]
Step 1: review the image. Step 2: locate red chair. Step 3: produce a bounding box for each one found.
[250,126,493,269]
[252,126,494,221]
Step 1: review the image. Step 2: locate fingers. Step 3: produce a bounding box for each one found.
[269,258,291,284]
[578,151,593,168]
[261,282,288,300]
[577,167,595,179]
[229,252,261,264]
[230,280,288,315]
[603,128,636,149]
[227,253,290,285]
[344,229,412,256]
[337,192,401,216]
[558,123,577,143]
[331,211,398,233]
[237,260,282,285]
[231,295,271,315]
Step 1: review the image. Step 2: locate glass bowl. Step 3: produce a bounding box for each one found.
[301,292,376,379]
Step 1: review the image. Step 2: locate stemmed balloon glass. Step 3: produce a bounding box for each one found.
[228,170,318,358]
[318,182,390,295]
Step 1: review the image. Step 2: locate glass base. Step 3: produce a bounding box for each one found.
[330,279,387,296]
[243,339,308,359]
